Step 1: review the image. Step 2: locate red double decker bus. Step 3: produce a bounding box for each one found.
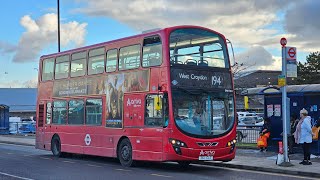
[36,25,236,167]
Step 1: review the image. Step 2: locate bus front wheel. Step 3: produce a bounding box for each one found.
[118,138,134,167]
[51,136,62,157]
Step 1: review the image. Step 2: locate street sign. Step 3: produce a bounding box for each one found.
[278,75,286,87]
[280,37,287,47]
[286,47,296,60]
[286,47,297,77]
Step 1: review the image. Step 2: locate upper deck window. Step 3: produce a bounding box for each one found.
[106,49,117,72]
[169,28,229,68]
[42,58,54,81]
[119,44,140,70]
[71,51,86,77]
[142,36,162,67]
[55,55,70,79]
[88,47,105,75]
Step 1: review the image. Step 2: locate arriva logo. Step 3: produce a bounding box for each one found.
[127,98,142,107]
[199,150,215,156]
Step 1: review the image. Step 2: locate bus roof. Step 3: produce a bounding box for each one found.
[40,25,225,59]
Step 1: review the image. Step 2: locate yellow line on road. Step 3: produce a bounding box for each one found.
[150,174,172,178]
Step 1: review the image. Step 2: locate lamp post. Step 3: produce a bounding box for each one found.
[57,0,60,52]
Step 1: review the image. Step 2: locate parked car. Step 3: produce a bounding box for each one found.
[239,116,259,125]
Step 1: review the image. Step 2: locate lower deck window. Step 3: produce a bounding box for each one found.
[52,101,67,124]
[68,100,84,125]
[86,99,102,125]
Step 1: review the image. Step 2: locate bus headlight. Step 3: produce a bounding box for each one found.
[226,139,236,153]
[169,138,187,155]
[169,138,187,148]
[226,139,237,147]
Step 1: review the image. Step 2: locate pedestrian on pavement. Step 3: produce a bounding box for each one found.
[258,117,271,152]
[294,108,313,165]
[311,118,320,140]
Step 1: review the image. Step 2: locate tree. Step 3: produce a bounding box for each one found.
[295,52,320,84]
[231,62,256,79]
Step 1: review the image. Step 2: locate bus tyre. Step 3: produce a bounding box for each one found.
[178,161,191,168]
[118,138,134,167]
[51,136,62,157]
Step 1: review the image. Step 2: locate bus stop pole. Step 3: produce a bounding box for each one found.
[281,46,289,163]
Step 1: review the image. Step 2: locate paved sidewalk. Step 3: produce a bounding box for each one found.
[0,134,35,146]
[206,148,320,178]
[0,135,319,178]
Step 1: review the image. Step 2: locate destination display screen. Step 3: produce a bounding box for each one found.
[170,68,232,91]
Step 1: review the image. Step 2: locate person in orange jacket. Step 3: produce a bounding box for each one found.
[259,117,271,152]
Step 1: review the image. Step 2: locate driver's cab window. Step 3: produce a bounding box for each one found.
[145,94,168,127]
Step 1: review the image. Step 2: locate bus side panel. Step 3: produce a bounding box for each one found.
[55,126,85,154]
[83,127,114,157]
[133,128,164,161]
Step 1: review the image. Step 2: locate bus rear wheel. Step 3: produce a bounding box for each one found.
[51,136,62,157]
[118,138,134,167]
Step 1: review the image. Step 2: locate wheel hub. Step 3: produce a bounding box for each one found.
[121,146,130,160]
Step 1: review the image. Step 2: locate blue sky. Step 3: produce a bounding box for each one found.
[0,0,319,87]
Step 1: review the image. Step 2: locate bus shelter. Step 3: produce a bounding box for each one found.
[0,104,9,134]
[262,84,320,155]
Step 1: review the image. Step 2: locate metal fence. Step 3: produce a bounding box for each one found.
[236,125,262,143]
[9,122,36,134]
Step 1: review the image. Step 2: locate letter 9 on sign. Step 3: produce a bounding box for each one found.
[212,76,222,86]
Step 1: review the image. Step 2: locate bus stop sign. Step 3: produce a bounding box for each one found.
[280,37,287,47]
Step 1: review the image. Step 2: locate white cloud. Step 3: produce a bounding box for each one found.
[235,46,281,71]
[12,13,87,63]
[74,0,293,48]
[283,0,320,52]
[0,76,38,88]
[74,0,320,64]
[0,41,16,54]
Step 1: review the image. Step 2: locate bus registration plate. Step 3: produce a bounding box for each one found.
[198,156,213,160]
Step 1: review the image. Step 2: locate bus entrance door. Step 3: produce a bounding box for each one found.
[36,103,45,150]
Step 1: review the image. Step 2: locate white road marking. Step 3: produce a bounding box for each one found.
[150,174,172,178]
[23,155,33,157]
[0,143,32,147]
[193,164,319,180]
[87,164,102,168]
[40,157,51,160]
[62,160,75,164]
[115,169,132,172]
[0,171,34,180]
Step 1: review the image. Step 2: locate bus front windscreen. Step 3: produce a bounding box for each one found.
[172,90,234,138]
[170,28,229,68]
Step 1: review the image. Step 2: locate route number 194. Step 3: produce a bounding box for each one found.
[212,76,222,86]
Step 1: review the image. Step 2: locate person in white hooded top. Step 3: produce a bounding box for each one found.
[294,108,313,165]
